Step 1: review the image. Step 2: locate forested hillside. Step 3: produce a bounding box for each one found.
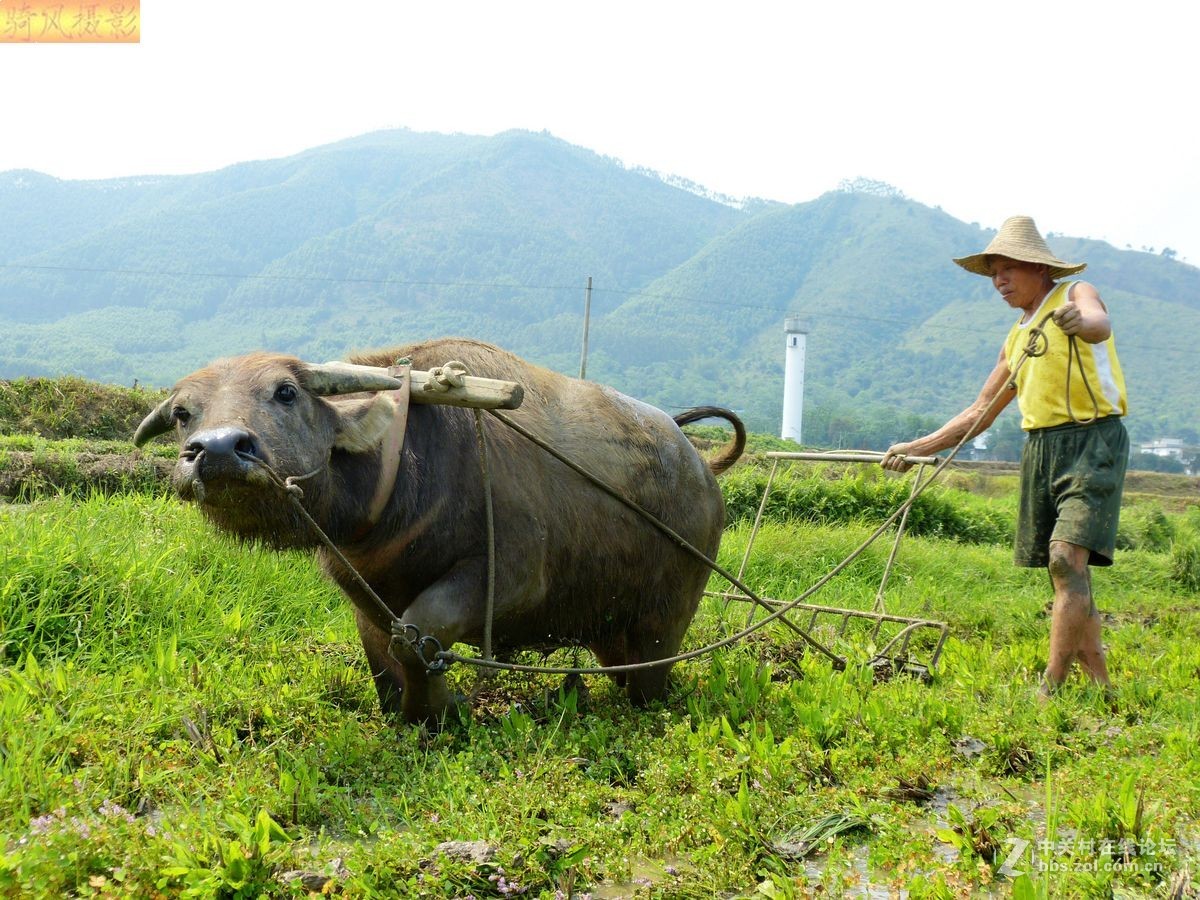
[1,129,1195,444]
[0,130,748,384]
[587,188,1200,446]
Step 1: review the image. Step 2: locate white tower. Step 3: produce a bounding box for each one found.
[781,317,809,443]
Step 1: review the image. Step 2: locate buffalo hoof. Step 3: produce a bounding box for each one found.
[400,691,471,733]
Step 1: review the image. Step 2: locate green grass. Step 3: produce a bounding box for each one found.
[0,376,167,442]
[721,463,1017,545]
[2,491,1199,897]
[0,434,175,458]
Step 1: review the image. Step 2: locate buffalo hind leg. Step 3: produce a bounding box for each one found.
[352,607,406,717]
[624,617,691,706]
[590,634,629,689]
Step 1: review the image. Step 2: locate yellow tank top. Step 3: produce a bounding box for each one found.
[1003,281,1128,431]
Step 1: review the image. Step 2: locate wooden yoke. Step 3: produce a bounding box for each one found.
[314,361,524,410]
[336,359,523,539]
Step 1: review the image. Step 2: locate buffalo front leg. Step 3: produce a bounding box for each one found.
[352,607,406,717]
[390,560,485,725]
[384,634,457,726]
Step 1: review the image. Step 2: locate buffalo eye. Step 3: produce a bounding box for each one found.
[171,405,191,426]
[273,382,299,405]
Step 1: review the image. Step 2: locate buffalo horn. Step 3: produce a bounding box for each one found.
[301,361,406,396]
[133,396,175,447]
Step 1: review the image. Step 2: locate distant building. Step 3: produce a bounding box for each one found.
[965,431,990,461]
[1141,438,1185,459]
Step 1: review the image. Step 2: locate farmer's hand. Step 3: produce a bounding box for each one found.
[1051,300,1083,336]
[881,442,916,473]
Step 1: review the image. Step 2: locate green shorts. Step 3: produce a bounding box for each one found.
[1015,415,1129,568]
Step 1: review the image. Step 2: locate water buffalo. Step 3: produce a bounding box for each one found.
[134,338,745,724]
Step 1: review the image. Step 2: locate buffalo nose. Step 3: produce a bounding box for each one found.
[183,427,261,463]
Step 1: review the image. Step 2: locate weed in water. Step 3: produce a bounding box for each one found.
[883,772,937,805]
[983,733,1040,779]
[768,809,872,861]
[935,802,1012,870]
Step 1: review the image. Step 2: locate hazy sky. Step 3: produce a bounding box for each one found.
[3,0,1198,262]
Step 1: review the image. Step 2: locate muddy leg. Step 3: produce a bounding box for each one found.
[384,636,457,726]
[1044,540,1110,692]
[590,634,629,689]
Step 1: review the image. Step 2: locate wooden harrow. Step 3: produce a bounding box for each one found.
[706,451,953,680]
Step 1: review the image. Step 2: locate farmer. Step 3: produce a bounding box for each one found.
[881,216,1128,698]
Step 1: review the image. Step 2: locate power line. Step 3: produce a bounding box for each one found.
[0,259,895,321]
[2,261,1194,355]
[595,287,1199,353]
[0,262,582,293]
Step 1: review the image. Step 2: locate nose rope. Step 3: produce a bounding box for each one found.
[247,455,403,632]
[247,455,326,499]
[281,462,327,498]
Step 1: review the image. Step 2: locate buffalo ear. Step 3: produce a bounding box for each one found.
[331,394,396,453]
[134,396,174,447]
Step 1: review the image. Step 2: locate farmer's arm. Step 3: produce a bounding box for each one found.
[881,349,1016,472]
[1052,282,1111,343]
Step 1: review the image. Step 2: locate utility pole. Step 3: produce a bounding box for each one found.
[578,275,592,379]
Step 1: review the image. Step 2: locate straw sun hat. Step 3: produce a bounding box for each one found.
[953,215,1086,280]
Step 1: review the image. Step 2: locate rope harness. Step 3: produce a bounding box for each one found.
[249,315,1099,683]
[1022,310,1101,426]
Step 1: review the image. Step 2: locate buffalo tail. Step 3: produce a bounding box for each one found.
[673,406,747,476]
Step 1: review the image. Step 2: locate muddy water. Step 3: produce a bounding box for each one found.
[796,771,1075,896]
[588,854,695,899]
[801,843,900,898]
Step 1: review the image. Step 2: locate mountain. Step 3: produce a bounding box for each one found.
[0,129,749,382]
[0,130,1195,445]
[587,189,1200,445]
